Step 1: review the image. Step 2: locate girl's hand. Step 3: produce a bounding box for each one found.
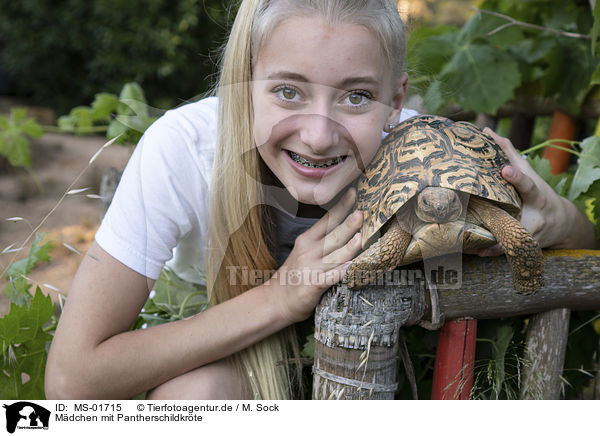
[268,188,363,324]
[478,129,597,256]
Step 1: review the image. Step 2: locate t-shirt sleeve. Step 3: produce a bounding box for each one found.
[95,101,215,280]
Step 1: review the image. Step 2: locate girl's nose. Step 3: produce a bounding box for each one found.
[298,114,340,153]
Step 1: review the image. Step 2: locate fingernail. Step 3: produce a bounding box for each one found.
[504,166,515,179]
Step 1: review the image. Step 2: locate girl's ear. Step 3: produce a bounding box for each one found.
[385,72,409,125]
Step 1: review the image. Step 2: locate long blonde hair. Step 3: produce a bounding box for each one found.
[208,0,407,400]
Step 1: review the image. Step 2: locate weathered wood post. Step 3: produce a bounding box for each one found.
[520,112,578,400]
[312,277,425,400]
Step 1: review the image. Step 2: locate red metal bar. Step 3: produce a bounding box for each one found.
[431,318,477,400]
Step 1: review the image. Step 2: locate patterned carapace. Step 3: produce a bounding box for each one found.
[356,115,521,244]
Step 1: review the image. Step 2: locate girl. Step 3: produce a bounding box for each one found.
[45,0,597,400]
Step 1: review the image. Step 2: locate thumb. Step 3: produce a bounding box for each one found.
[501,165,540,203]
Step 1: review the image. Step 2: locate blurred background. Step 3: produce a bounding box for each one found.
[1,0,599,401]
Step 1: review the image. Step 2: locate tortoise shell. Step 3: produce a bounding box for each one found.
[356,115,521,245]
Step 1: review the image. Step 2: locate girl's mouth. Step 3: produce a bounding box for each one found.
[287,150,347,168]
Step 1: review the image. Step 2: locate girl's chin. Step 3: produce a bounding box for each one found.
[291,185,352,208]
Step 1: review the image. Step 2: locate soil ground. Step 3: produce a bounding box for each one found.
[0,130,133,316]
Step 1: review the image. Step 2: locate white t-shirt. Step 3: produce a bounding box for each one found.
[95,97,419,285]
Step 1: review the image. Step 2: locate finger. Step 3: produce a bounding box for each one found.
[501,165,544,206]
[305,187,357,239]
[322,208,363,255]
[322,230,363,265]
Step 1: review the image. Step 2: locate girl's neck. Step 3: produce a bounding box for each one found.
[267,185,328,219]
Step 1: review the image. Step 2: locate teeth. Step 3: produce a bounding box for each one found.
[289,151,344,168]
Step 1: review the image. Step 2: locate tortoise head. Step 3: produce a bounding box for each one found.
[415,186,464,223]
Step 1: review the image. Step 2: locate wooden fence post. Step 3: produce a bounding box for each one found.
[520,112,577,399]
[312,281,425,399]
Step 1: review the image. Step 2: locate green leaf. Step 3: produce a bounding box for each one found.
[91,93,120,121]
[0,288,54,400]
[302,333,315,359]
[0,133,32,167]
[5,277,32,307]
[5,233,53,306]
[568,136,600,202]
[527,155,572,195]
[0,108,45,167]
[118,82,148,117]
[542,40,598,115]
[133,268,208,329]
[20,119,44,138]
[437,43,521,114]
[407,28,459,79]
[491,324,514,399]
[459,11,524,49]
[423,79,445,113]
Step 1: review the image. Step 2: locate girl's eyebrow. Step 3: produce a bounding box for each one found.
[265,71,380,89]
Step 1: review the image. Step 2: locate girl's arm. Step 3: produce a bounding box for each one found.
[45,241,288,399]
[45,189,363,400]
[479,129,598,254]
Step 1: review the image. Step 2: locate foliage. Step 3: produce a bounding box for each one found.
[0,289,55,400]
[0,108,44,167]
[0,0,234,113]
[407,0,599,115]
[1,234,56,400]
[129,268,209,331]
[0,233,206,399]
[58,82,158,145]
[526,136,600,238]
[4,234,54,306]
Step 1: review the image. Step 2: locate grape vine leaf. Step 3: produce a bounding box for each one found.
[527,155,571,197]
[428,43,521,114]
[0,287,55,400]
[131,267,208,330]
[568,136,600,202]
[0,108,44,167]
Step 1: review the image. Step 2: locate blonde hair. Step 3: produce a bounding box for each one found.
[208,0,406,399]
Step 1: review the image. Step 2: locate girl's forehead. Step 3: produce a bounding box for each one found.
[253,16,390,86]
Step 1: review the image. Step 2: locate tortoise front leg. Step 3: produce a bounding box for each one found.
[467,198,544,294]
[344,219,412,289]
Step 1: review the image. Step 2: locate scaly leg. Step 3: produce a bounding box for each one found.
[468,198,544,294]
[344,219,412,289]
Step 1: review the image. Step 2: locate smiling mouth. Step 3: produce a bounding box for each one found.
[287,150,347,168]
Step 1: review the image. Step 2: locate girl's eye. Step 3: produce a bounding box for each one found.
[282,88,297,100]
[344,91,372,108]
[273,85,301,103]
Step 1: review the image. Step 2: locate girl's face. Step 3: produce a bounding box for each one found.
[252,16,407,207]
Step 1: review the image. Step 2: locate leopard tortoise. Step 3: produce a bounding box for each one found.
[343,115,544,295]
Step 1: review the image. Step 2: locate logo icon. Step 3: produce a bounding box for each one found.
[3,402,50,433]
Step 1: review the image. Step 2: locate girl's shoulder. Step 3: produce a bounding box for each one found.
[139,96,219,183]
[147,95,219,151]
